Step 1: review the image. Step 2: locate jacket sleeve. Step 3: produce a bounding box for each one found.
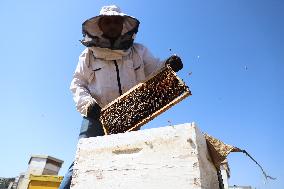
[142,45,166,78]
[70,49,97,117]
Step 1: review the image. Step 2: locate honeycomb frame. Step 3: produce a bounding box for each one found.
[100,66,191,135]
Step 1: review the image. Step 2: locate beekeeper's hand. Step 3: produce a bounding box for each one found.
[87,103,101,120]
[165,55,183,72]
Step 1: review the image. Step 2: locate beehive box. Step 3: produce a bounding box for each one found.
[100,66,191,135]
[71,123,219,189]
[28,175,63,189]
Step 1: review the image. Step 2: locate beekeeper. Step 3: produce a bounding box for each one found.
[59,5,183,189]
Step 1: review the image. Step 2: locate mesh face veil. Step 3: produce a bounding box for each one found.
[81,5,140,50]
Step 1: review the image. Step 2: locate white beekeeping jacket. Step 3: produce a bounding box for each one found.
[70,43,165,116]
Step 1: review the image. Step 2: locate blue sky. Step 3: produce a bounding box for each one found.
[0,0,283,188]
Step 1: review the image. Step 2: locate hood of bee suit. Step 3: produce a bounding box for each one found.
[81,5,140,50]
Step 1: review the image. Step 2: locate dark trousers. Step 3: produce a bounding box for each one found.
[58,117,104,189]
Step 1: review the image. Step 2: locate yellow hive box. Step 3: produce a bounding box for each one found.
[28,175,63,189]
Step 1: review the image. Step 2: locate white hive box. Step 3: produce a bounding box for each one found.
[71,123,219,189]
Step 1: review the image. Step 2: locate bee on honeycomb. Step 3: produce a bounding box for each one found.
[100,66,191,135]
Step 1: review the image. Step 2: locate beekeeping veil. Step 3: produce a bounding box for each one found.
[81,5,140,50]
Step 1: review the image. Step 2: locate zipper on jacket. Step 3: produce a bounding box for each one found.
[113,60,123,95]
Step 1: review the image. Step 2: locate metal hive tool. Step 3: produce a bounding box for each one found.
[100,66,191,135]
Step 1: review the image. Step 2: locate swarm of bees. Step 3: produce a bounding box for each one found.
[100,66,191,135]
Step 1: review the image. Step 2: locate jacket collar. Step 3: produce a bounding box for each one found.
[89,46,131,60]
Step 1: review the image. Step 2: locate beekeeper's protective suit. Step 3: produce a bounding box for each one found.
[60,5,183,189]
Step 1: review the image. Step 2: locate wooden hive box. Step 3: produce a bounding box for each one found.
[71,123,219,189]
